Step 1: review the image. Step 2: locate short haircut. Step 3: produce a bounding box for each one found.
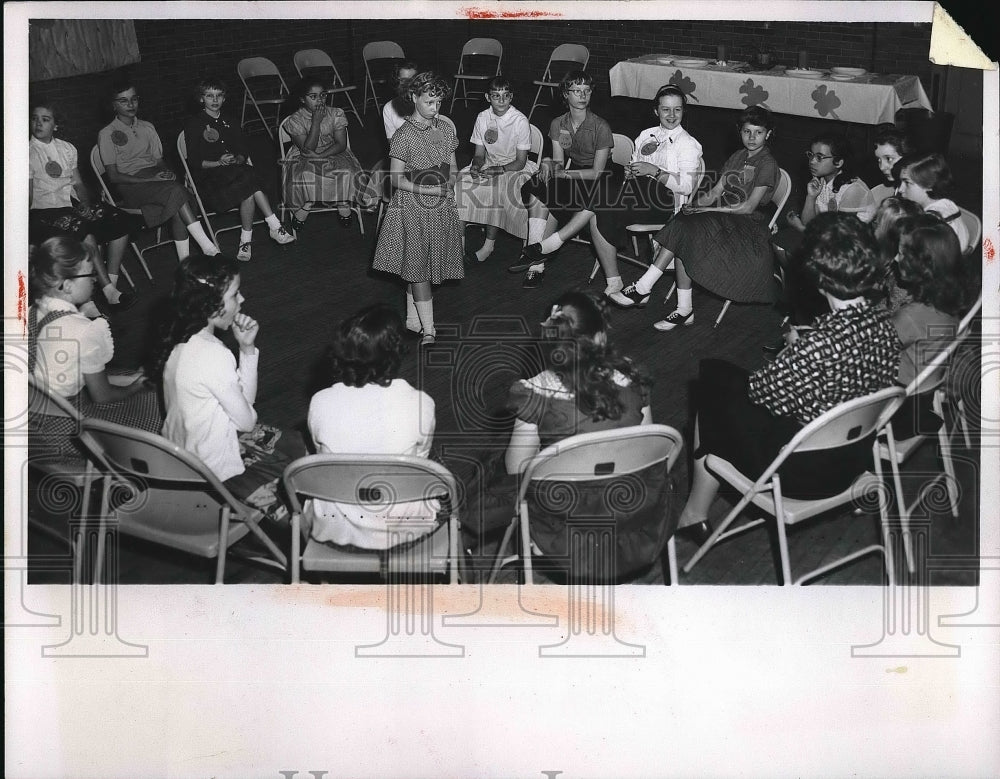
[809,132,855,183]
[896,213,968,316]
[873,126,911,156]
[737,105,774,132]
[487,75,513,93]
[196,77,227,97]
[28,236,91,302]
[654,84,687,108]
[560,70,593,93]
[899,151,954,198]
[394,60,419,82]
[801,212,885,300]
[108,76,136,102]
[329,304,406,388]
[872,196,922,260]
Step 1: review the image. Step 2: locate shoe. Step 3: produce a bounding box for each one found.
[606,284,650,308]
[463,250,479,265]
[269,225,295,244]
[676,520,713,546]
[652,309,695,331]
[105,291,137,313]
[507,243,543,273]
[420,332,436,347]
[522,267,545,288]
[289,215,306,232]
[404,324,423,340]
[237,242,252,262]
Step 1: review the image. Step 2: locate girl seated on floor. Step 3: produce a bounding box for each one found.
[306,304,439,550]
[182,77,295,262]
[154,255,305,520]
[28,237,162,455]
[98,79,219,262]
[896,151,972,254]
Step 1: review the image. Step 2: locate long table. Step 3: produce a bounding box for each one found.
[610,56,933,125]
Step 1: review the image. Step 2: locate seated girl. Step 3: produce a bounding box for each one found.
[675,213,901,543]
[283,78,367,231]
[382,61,419,141]
[28,237,162,455]
[155,255,305,520]
[858,126,912,222]
[183,77,295,263]
[457,76,537,263]
[871,195,922,313]
[612,106,780,332]
[896,152,973,253]
[512,71,616,292]
[30,97,139,311]
[306,304,439,550]
[98,79,219,262]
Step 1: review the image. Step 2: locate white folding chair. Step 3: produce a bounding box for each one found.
[237,57,290,140]
[277,115,364,237]
[90,145,168,280]
[527,43,590,123]
[293,48,363,126]
[490,425,685,585]
[450,38,503,111]
[957,207,982,255]
[283,454,461,584]
[683,387,906,585]
[528,123,544,166]
[362,41,405,114]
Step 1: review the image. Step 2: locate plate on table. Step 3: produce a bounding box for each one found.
[831,66,867,76]
[654,56,674,65]
[673,58,710,69]
[786,68,825,79]
[829,73,858,81]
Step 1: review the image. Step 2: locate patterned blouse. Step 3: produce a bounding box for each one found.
[748,304,901,424]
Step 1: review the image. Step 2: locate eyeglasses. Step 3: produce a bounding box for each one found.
[114,96,139,105]
[804,151,835,162]
[567,88,593,97]
[67,271,97,279]
[488,91,513,99]
[305,92,330,100]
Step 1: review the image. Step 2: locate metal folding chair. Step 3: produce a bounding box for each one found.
[526,43,590,123]
[450,38,503,111]
[237,56,290,140]
[293,48,363,126]
[362,41,405,114]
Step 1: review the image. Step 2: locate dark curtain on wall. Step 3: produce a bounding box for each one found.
[29,19,140,82]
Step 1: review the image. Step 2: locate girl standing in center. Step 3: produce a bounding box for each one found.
[372,72,463,346]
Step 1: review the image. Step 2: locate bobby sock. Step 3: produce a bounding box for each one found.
[676,287,693,314]
[539,233,564,255]
[414,299,435,336]
[405,291,421,331]
[175,238,191,261]
[240,229,253,244]
[102,282,122,304]
[475,238,496,262]
[294,208,310,221]
[265,214,282,230]
[635,266,664,295]
[187,222,218,254]
[108,273,119,287]
[528,262,546,273]
[604,276,623,295]
[527,217,546,245]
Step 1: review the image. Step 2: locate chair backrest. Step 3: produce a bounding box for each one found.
[528,123,544,164]
[89,145,120,206]
[903,325,971,398]
[293,48,334,78]
[238,56,282,81]
[437,115,456,135]
[768,167,792,231]
[958,293,983,335]
[28,374,82,423]
[363,40,405,62]
[958,207,982,254]
[547,43,590,74]
[611,133,635,168]
[458,37,502,74]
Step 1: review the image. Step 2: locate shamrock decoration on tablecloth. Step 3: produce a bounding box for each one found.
[739,78,770,109]
[668,71,699,102]
[811,84,842,120]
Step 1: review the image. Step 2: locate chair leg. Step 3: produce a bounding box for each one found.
[93,475,112,584]
[250,100,274,141]
[665,283,676,303]
[489,515,518,583]
[290,513,301,584]
[936,393,960,518]
[872,443,896,585]
[216,506,230,584]
[130,242,154,281]
[772,481,793,585]
[884,429,915,575]
[589,259,600,282]
[342,90,364,127]
[665,536,678,585]
[119,264,136,291]
[713,300,732,328]
[956,398,971,448]
[527,84,546,123]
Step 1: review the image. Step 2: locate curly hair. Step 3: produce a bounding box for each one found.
[29,94,63,128]
[899,152,954,199]
[28,236,91,302]
[801,212,885,301]
[809,132,856,191]
[737,105,774,132]
[896,213,968,316]
[540,291,650,423]
[328,304,405,388]
[405,71,451,101]
[560,70,593,97]
[149,254,240,380]
[872,196,922,261]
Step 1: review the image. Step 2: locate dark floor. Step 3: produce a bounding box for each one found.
[26,91,983,585]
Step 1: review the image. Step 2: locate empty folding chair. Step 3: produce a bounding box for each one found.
[450,38,503,111]
[237,57,290,140]
[362,41,405,114]
[527,44,590,123]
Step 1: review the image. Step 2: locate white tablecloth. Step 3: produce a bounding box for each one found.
[610,56,933,125]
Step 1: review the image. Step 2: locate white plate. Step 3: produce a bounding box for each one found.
[655,57,674,65]
[829,73,857,81]
[831,66,867,76]
[786,68,824,79]
[674,58,709,69]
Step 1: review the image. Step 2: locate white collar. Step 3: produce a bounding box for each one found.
[37,296,80,315]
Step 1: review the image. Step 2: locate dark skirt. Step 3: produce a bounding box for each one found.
[654,210,779,303]
[695,359,875,500]
[30,204,141,245]
[594,175,677,247]
[520,167,623,226]
[116,179,191,227]
[194,164,264,213]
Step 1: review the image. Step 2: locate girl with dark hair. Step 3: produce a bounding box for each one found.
[871,195,923,312]
[28,237,161,453]
[306,304,438,550]
[372,71,463,346]
[382,60,419,140]
[283,77,367,230]
[611,106,781,331]
[896,152,972,253]
[182,77,294,262]
[513,71,616,291]
[859,127,912,221]
[675,213,901,542]
[783,133,872,235]
[157,255,304,517]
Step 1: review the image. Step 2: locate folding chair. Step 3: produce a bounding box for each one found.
[362,41,405,114]
[450,38,503,111]
[683,387,906,585]
[177,130,263,248]
[77,419,288,584]
[237,57,290,140]
[527,44,590,123]
[528,123,544,166]
[490,425,685,585]
[957,207,982,255]
[90,145,168,281]
[293,48,363,126]
[283,454,461,584]
[277,115,365,237]
[953,294,983,447]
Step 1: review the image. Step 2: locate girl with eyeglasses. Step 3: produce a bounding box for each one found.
[456,76,537,263]
[283,77,367,231]
[97,79,220,263]
[28,237,161,454]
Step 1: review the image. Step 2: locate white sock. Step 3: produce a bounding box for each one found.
[102,282,122,304]
[676,287,693,314]
[108,273,119,287]
[528,262,546,273]
[635,266,664,295]
[240,229,253,244]
[475,238,496,262]
[187,222,218,254]
[527,217,546,245]
[414,299,435,337]
[604,276,623,295]
[405,291,421,331]
[265,214,282,230]
[175,238,191,261]
[539,233,564,254]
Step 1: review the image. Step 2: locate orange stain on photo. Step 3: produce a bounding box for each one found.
[18,270,27,335]
[984,237,994,263]
[461,7,560,18]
